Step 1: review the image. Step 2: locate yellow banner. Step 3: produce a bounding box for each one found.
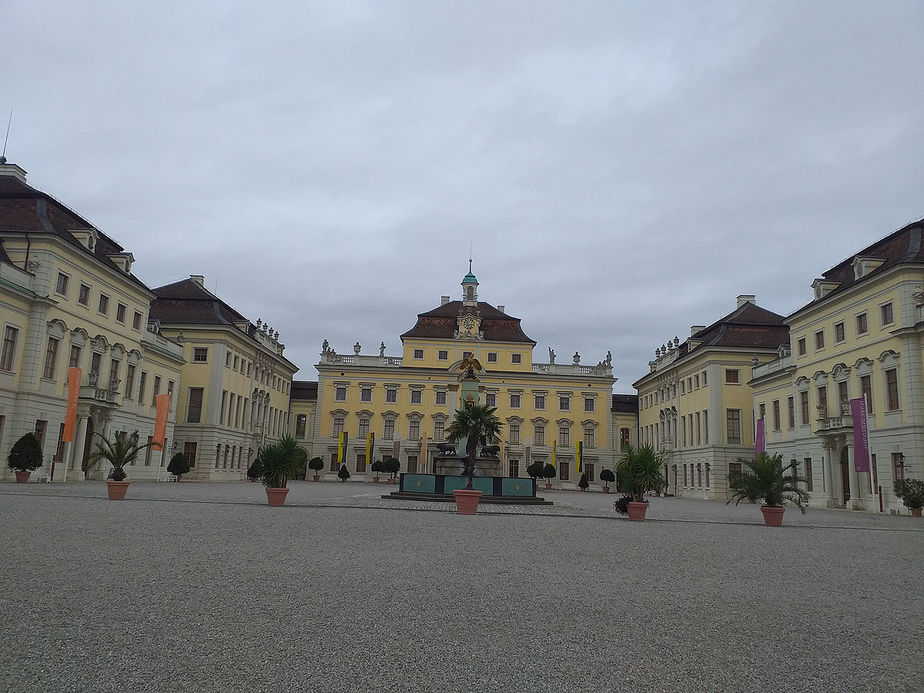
[420,432,427,473]
[575,440,583,473]
[366,432,374,466]
[62,368,81,442]
[152,394,171,450]
[551,440,556,468]
[337,432,348,465]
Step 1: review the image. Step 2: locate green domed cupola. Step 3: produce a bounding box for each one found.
[461,260,479,304]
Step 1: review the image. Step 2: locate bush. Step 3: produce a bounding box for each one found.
[167,453,190,477]
[308,457,324,476]
[526,461,544,480]
[542,463,556,484]
[579,473,589,489]
[383,457,401,479]
[371,459,383,475]
[895,478,924,509]
[599,468,616,488]
[338,464,351,481]
[613,494,638,516]
[7,433,43,472]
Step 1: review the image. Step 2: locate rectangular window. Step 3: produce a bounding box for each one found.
[42,337,60,379]
[225,353,231,367]
[860,375,872,413]
[413,349,424,359]
[55,272,69,296]
[892,452,905,483]
[411,389,422,405]
[408,419,420,440]
[485,392,496,407]
[358,418,369,437]
[78,283,90,306]
[620,427,630,450]
[1,326,19,371]
[98,294,109,315]
[220,391,228,426]
[856,313,868,335]
[438,350,448,360]
[121,364,134,400]
[384,419,395,439]
[695,412,701,445]
[584,397,595,413]
[583,427,594,449]
[509,423,520,445]
[559,396,570,411]
[704,411,708,444]
[116,303,126,323]
[183,442,197,468]
[683,465,688,486]
[332,417,344,436]
[487,352,498,363]
[880,302,894,326]
[511,353,522,364]
[797,337,806,356]
[726,409,741,444]
[702,371,707,386]
[559,462,569,481]
[193,347,208,362]
[295,415,307,438]
[694,375,700,388]
[187,387,204,423]
[800,391,810,425]
[728,462,742,479]
[534,394,546,409]
[680,381,685,395]
[681,416,687,447]
[132,311,142,330]
[152,375,161,406]
[355,453,366,474]
[885,369,899,410]
[233,355,239,370]
[435,390,447,406]
[725,369,739,384]
[838,381,849,414]
[834,322,845,343]
[509,459,519,478]
[771,400,780,431]
[385,388,397,403]
[330,453,339,472]
[509,393,521,408]
[817,386,827,418]
[559,426,570,447]
[360,386,372,402]
[804,458,814,492]
[585,463,595,483]
[407,456,418,474]
[434,420,445,440]
[137,371,147,404]
[814,330,825,350]
[787,396,795,429]
[534,425,545,446]
[334,385,348,402]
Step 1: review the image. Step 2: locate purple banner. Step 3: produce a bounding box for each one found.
[755,418,765,456]
[850,398,870,472]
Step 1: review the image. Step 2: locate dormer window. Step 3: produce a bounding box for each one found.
[851,256,884,280]
[71,229,100,252]
[812,278,840,300]
[107,252,135,274]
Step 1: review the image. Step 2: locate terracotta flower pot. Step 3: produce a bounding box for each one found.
[106,480,130,500]
[626,501,648,522]
[602,487,610,493]
[248,477,257,482]
[453,488,483,514]
[761,505,785,527]
[312,475,320,482]
[911,508,922,518]
[372,476,380,483]
[15,471,30,483]
[544,482,552,489]
[265,487,289,506]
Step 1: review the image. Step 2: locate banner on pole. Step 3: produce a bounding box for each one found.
[337,432,348,465]
[152,394,170,450]
[850,398,870,472]
[575,440,583,473]
[755,418,765,456]
[62,368,81,442]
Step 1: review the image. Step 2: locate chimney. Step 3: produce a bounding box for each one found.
[440,295,450,306]
[497,305,505,313]
[690,325,705,337]
[0,162,27,183]
[190,274,205,286]
[736,294,756,309]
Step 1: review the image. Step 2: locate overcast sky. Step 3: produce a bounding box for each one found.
[3,1,922,392]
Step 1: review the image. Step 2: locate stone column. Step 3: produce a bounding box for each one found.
[822,447,834,507]
[846,444,862,510]
[68,412,89,480]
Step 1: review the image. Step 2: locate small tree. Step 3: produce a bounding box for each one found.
[338,464,351,481]
[578,473,589,490]
[8,432,43,473]
[308,457,324,479]
[383,457,401,481]
[894,478,924,511]
[526,461,544,481]
[542,463,556,487]
[167,452,190,479]
[370,459,383,480]
[599,468,616,492]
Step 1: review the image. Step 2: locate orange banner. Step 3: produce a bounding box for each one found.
[152,394,170,450]
[62,368,81,442]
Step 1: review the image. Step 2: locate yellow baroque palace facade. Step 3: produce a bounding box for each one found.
[303,270,635,485]
[0,161,298,482]
[633,296,790,499]
[749,219,924,513]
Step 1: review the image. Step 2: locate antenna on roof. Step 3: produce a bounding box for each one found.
[469,238,472,272]
[0,108,11,164]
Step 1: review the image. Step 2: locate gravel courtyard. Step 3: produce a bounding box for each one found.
[1,480,922,693]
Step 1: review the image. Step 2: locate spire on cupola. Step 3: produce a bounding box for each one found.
[461,258,479,305]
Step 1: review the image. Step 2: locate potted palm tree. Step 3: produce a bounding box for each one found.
[446,403,504,514]
[308,457,324,481]
[89,431,149,500]
[726,452,808,526]
[167,452,190,481]
[616,444,664,521]
[257,435,304,506]
[7,432,43,483]
[894,478,924,517]
[599,468,615,493]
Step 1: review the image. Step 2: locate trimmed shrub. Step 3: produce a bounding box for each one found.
[167,453,190,477]
[338,464,351,481]
[8,433,43,472]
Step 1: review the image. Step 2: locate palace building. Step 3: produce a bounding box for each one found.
[749,218,924,513]
[306,269,633,484]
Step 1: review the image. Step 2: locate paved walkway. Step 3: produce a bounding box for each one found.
[1,480,922,692]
